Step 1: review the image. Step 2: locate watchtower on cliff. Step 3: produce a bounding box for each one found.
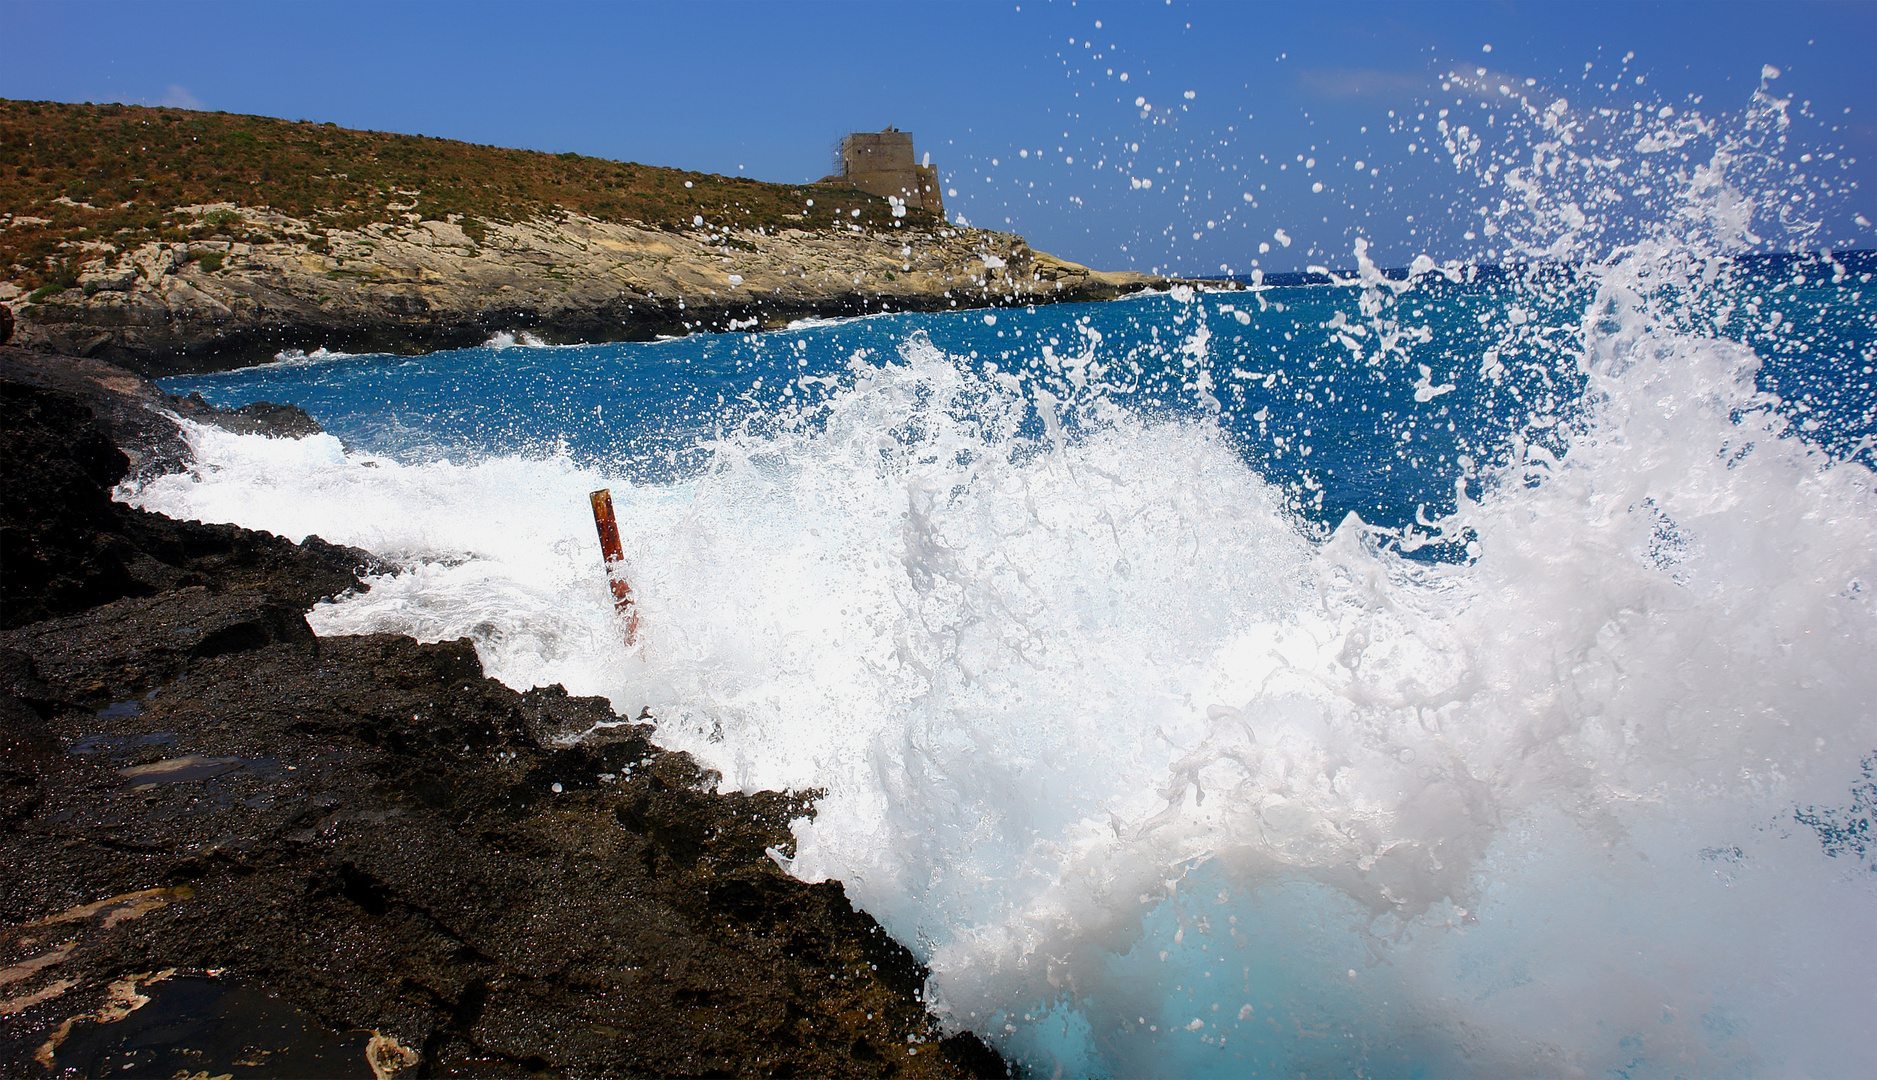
[823,128,944,219]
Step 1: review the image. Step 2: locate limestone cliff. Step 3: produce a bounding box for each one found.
[3,204,1154,375]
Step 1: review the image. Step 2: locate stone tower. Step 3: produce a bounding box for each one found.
[825,128,944,218]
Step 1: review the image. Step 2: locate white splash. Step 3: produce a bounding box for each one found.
[122,82,1877,1077]
[483,331,552,349]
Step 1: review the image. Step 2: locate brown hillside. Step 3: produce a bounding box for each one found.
[0,99,926,296]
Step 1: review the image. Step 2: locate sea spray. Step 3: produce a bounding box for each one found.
[129,80,1877,1076]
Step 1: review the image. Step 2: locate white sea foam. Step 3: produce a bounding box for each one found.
[122,84,1877,1076]
[483,331,553,349]
[128,309,1877,1074]
[267,346,357,367]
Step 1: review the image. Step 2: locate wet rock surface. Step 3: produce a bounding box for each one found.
[0,369,1006,1078]
[0,347,322,481]
[0,355,368,632]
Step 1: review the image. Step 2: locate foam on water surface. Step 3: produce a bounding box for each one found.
[128,82,1877,1076]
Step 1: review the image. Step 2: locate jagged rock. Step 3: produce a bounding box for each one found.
[171,392,324,439]
[0,369,1008,1077]
[0,363,366,629]
[0,346,324,479]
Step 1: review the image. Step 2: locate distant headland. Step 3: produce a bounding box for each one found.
[0,102,1160,375]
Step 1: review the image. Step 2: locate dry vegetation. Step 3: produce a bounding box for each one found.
[1,99,931,296]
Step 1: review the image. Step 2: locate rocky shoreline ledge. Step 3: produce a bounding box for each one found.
[5,206,1158,377]
[0,348,1007,1078]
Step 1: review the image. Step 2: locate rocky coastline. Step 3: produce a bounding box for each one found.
[0,347,1008,1078]
[2,99,1162,377]
[4,205,1157,378]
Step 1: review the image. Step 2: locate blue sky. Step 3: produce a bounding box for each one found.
[5,0,1872,274]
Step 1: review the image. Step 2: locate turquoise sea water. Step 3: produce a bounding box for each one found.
[134,90,1877,1077]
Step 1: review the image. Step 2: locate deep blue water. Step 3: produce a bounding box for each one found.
[165,261,1877,556]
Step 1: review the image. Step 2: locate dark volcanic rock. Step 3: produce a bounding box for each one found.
[0,373,373,631]
[0,369,1006,1077]
[173,392,325,439]
[0,346,323,478]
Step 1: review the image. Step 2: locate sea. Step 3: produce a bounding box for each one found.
[129,83,1875,1077]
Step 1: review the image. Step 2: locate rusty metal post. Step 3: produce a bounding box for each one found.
[588,488,639,646]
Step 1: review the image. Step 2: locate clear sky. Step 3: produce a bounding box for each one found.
[4,0,1872,274]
